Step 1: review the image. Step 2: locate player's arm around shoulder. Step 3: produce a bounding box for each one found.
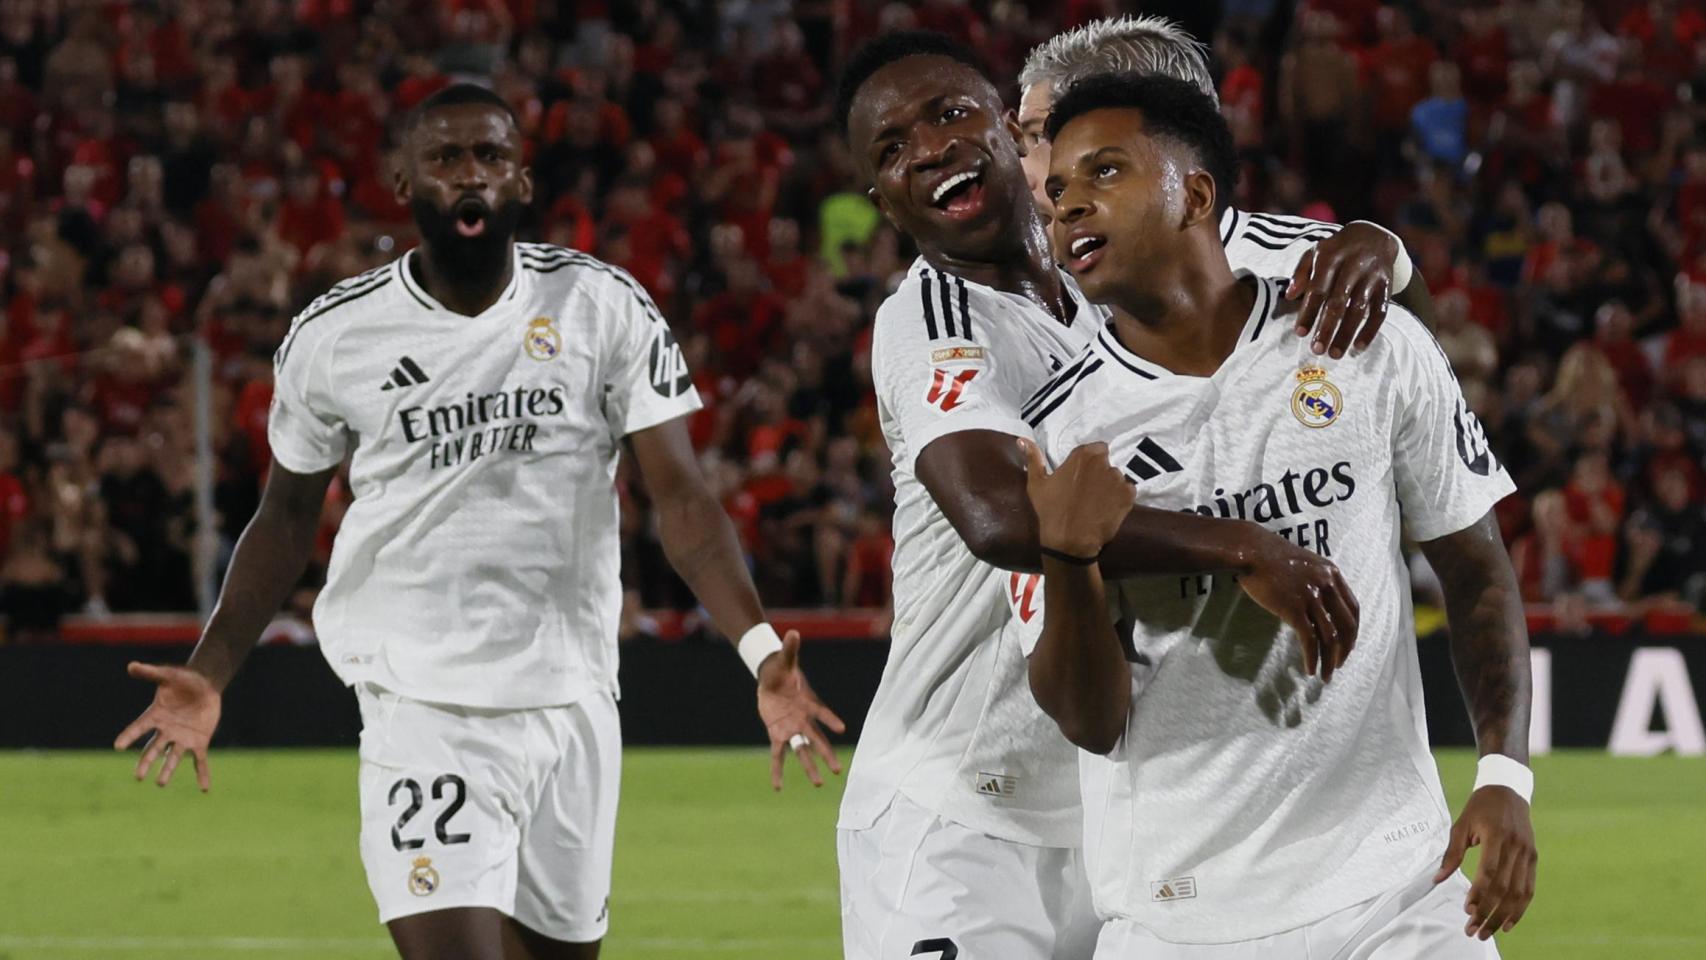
[1252,210,1432,357]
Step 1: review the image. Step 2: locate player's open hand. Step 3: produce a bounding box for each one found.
[1435,786,1538,940]
[757,630,847,791]
[114,661,221,791]
[1018,438,1134,559]
[1287,222,1399,360]
[1237,533,1359,681]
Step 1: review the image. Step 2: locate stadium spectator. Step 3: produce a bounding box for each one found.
[0,0,1704,643]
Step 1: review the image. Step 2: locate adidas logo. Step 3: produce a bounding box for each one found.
[1151,876,1197,902]
[1124,437,1182,482]
[974,772,1018,799]
[381,356,431,391]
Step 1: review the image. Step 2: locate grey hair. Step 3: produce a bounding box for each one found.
[1019,15,1218,107]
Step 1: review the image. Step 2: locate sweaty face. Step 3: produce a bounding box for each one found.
[398,103,533,274]
[1045,107,1202,304]
[849,55,1029,260]
[1016,80,1054,231]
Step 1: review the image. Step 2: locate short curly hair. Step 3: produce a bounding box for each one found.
[404,82,519,136]
[1046,73,1239,216]
[835,31,991,136]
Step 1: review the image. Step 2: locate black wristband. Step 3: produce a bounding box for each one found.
[1040,546,1099,566]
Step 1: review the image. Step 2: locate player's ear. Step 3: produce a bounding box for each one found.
[392,153,411,205]
[1004,109,1027,157]
[1182,168,1217,230]
[868,187,904,231]
[518,165,534,205]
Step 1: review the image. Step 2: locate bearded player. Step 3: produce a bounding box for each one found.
[1018,73,1535,958]
[1016,15,1438,348]
[834,33,1411,958]
[114,84,843,960]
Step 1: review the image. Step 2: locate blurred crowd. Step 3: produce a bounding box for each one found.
[0,0,1703,642]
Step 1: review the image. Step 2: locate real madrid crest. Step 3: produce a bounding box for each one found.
[408,856,440,897]
[524,316,561,361]
[1291,362,1342,428]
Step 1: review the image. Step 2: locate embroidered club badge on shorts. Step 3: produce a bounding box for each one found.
[524,316,561,361]
[1291,362,1341,428]
[408,856,440,897]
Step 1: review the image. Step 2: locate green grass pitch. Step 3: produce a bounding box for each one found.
[3,748,1703,959]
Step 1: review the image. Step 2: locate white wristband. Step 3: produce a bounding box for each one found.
[737,623,784,679]
[1348,220,1413,294]
[1473,754,1533,804]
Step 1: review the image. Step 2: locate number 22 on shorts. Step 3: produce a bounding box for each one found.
[389,773,473,850]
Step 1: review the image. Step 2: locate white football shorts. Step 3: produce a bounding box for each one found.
[355,684,621,943]
[839,792,1099,959]
[1094,864,1501,960]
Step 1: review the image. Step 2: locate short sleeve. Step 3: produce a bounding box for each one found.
[598,272,703,439]
[873,270,1035,468]
[268,324,349,474]
[1390,320,1517,541]
[1224,210,1342,279]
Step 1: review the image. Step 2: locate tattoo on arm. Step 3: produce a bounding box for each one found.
[1420,512,1531,763]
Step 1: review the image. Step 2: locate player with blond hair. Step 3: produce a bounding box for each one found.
[1016,16,1438,359]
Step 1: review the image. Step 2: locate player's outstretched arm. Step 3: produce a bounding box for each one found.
[114,463,337,790]
[1419,511,1537,940]
[1016,439,1133,754]
[917,431,1358,678]
[626,418,846,790]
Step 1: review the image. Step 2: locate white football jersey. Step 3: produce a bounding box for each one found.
[1016,275,1514,941]
[268,243,701,709]
[1221,208,1387,289]
[838,257,1098,847]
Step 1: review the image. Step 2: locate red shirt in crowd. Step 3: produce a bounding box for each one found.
[0,469,26,558]
[234,377,274,478]
[1454,21,1510,102]
[692,288,784,378]
[1220,63,1264,148]
[1360,34,1437,131]
[1593,338,1653,409]
[278,187,347,257]
[844,529,894,608]
[1663,327,1706,375]
[1562,480,1624,581]
[1588,74,1671,155]
[1619,3,1706,47]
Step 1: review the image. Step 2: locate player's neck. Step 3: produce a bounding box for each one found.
[1107,254,1252,378]
[412,240,515,317]
[921,205,1068,322]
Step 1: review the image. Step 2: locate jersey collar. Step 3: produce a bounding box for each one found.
[1219,207,1246,247]
[907,256,1090,328]
[1093,272,1282,382]
[395,244,527,317]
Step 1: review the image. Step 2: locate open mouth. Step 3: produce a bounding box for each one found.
[929,169,986,219]
[1066,233,1107,273]
[454,197,489,238]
